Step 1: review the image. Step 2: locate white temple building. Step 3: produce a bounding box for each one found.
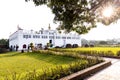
[9,26,81,50]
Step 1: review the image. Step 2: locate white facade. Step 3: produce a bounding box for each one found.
[9,29,81,50]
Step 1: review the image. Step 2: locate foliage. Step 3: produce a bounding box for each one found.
[25,0,106,34]
[47,43,50,47]
[25,0,120,33]
[97,0,120,25]
[50,47,120,56]
[84,44,89,47]
[30,43,34,51]
[0,52,79,78]
[0,39,9,53]
[72,44,79,48]
[0,39,9,49]
[0,39,8,45]
[99,41,108,45]
[65,44,72,48]
[0,50,103,80]
[0,48,9,53]
[55,46,61,48]
[116,51,120,56]
[89,44,94,47]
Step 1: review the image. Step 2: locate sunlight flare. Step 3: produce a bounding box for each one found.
[102,6,114,18]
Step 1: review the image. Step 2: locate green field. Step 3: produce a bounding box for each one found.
[0,52,79,78]
[64,47,120,54]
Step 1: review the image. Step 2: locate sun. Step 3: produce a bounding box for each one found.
[102,6,114,18]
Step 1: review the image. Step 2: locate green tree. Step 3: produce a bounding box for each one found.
[25,0,120,34]
[99,41,108,45]
[30,43,34,51]
[0,39,9,48]
[0,39,8,45]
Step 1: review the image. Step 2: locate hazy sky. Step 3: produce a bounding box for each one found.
[81,21,120,40]
[0,0,120,40]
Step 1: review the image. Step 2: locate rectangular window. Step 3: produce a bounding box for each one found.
[67,37,71,39]
[42,36,44,39]
[56,36,60,39]
[23,35,26,38]
[49,36,54,39]
[62,36,66,39]
[23,35,29,39]
[38,35,40,38]
[41,31,43,34]
[43,36,47,39]
[76,37,80,39]
[29,35,31,38]
[72,37,75,39]
[33,35,35,38]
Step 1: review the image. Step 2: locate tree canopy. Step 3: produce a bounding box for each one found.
[96,0,120,25]
[0,39,8,45]
[0,39,9,48]
[25,0,120,34]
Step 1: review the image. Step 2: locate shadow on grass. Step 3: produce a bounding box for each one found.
[24,52,78,65]
[0,52,24,58]
[0,51,79,65]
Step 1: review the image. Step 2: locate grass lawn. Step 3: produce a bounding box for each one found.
[0,52,80,78]
[64,47,120,54]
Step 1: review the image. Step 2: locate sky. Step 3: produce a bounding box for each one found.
[0,0,120,40]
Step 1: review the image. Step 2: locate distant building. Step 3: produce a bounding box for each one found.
[9,27,81,50]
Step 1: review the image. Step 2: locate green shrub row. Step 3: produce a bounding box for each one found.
[3,50,103,80]
[50,48,118,57]
[33,50,103,61]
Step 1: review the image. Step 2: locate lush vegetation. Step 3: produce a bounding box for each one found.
[0,50,103,80]
[0,39,9,53]
[51,47,120,56]
[0,52,78,77]
[26,0,120,34]
[0,39,9,46]
[26,0,97,34]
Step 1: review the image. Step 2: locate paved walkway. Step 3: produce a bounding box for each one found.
[85,58,120,80]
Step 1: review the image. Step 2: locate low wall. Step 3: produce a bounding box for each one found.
[59,61,111,80]
[103,56,120,59]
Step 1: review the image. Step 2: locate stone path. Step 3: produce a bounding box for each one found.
[85,58,120,80]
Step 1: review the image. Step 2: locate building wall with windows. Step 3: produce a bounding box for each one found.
[9,29,81,50]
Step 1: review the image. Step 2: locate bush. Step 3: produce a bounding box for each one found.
[21,50,24,53]
[84,44,89,47]
[117,51,120,56]
[50,49,116,57]
[66,44,72,48]
[44,46,48,50]
[50,44,53,47]
[5,50,103,80]
[0,45,9,53]
[72,44,78,48]
[0,48,9,53]
[90,44,94,47]
[55,46,61,48]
